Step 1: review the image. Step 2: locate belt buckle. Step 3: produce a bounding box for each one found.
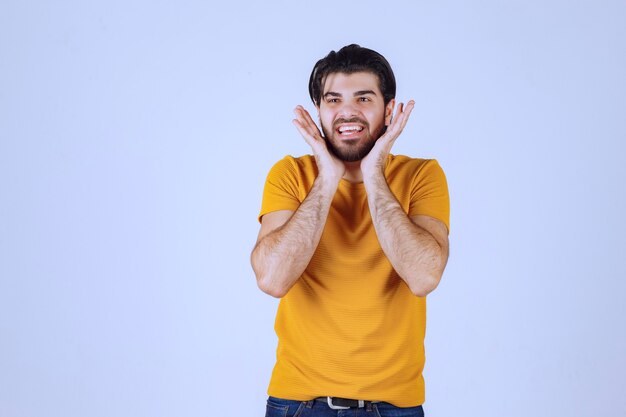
[326,397,364,410]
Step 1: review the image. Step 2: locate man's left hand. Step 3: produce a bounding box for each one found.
[360,100,415,178]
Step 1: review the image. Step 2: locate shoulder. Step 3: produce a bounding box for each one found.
[269,154,317,174]
[386,154,445,179]
[265,155,319,194]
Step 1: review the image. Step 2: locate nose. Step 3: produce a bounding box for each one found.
[337,101,359,119]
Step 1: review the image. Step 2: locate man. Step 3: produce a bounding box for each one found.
[251,44,450,417]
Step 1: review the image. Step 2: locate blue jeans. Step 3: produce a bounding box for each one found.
[265,396,425,417]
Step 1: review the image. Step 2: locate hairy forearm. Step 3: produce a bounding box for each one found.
[251,177,339,298]
[364,172,447,297]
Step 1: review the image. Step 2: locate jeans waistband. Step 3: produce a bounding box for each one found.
[315,396,380,409]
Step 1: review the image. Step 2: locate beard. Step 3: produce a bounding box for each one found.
[320,117,387,162]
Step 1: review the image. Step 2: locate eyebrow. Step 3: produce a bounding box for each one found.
[322,90,378,98]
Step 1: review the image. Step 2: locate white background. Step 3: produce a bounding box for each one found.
[1,1,625,416]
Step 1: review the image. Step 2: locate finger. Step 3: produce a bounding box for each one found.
[378,100,414,148]
[294,106,322,137]
[292,118,312,140]
[392,102,404,126]
[293,109,316,137]
[293,119,322,150]
[385,102,404,137]
[297,106,321,131]
[402,100,415,119]
[294,105,313,123]
[293,118,327,155]
[390,100,415,133]
[292,116,317,139]
[397,100,415,131]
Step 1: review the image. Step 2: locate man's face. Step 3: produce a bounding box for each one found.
[317,71,395,162]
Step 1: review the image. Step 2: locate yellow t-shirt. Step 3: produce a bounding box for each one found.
[258,154,450,407]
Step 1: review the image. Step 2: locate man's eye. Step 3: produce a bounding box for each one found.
[359,97,370,102]
[328,98,339,103]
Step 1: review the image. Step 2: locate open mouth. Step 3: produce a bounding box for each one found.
[336,124,365,137]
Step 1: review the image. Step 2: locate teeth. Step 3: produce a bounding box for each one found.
[339,126,363,133]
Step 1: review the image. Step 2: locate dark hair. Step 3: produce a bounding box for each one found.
[308,44,396,107]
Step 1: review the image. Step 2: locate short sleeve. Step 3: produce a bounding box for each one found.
[258,156,302,223]
[409,159,450,232]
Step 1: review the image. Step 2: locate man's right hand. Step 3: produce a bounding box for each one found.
[251,107,343,297]
[292,105,345,184]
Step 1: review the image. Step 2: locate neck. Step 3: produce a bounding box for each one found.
[342,161,364,183]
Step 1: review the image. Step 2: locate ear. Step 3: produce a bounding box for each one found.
[384,99,396,126]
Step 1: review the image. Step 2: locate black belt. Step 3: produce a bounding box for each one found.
[316,396,379,409]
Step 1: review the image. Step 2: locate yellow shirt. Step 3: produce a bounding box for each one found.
[259,154,450,407]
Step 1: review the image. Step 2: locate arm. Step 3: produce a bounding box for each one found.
[251,175,338,298]
[364,172,449,296]
[251,106,344,298]
[361,100,449,296]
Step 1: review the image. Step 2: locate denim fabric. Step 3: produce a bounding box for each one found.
[265,397,424,417]
[372,401,424,417]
